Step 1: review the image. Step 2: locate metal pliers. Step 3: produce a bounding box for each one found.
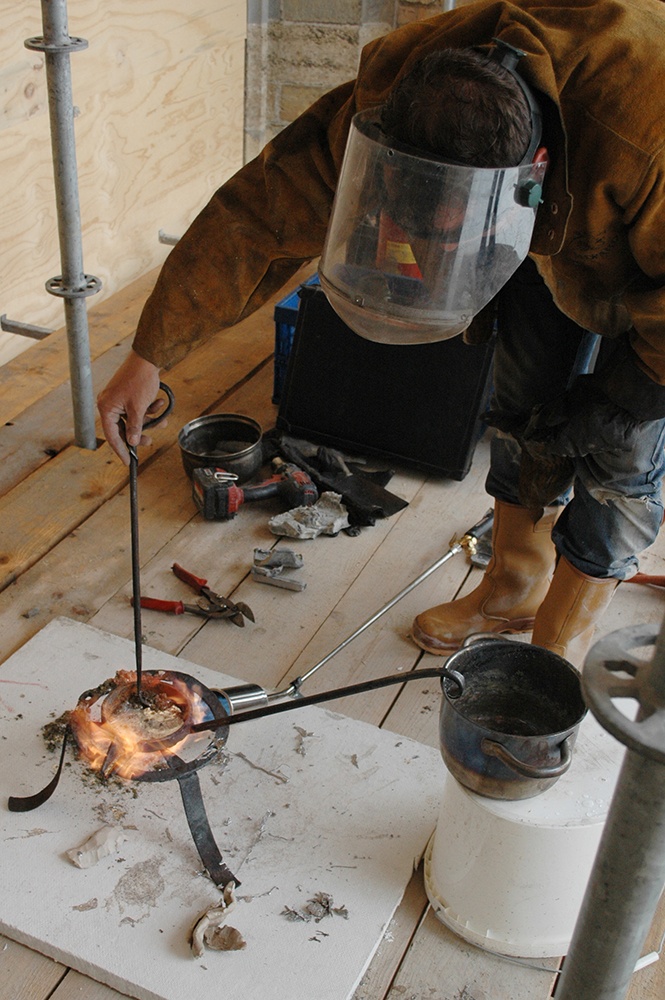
[136,563,255,627]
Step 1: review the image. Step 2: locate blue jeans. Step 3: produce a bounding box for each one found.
[485,258,665,580]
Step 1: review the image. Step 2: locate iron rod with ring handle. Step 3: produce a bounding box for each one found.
[126,383,175,702]
[141,381,175,430]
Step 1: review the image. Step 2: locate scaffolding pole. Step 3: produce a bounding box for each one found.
[26,0,101,450]
[555,619,665,999]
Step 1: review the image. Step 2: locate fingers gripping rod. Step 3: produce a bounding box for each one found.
[269,508,494,702]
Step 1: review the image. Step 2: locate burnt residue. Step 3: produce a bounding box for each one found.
[110,856,166,912]
[281,892,349,923]
[42,712,71,753]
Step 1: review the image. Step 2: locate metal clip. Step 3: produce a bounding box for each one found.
[253,547,303,569]
[211,470,239,482]
[251,549,305,591]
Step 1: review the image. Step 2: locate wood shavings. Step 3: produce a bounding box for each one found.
[191,882,246,957]
[281,892,349,924]
[66,826,130,869]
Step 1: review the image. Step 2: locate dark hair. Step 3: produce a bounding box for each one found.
[380,48,533,167]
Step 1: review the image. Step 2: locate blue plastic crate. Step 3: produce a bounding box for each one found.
[272,273,319,403]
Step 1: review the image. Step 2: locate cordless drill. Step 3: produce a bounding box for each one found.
[192,458,318,520]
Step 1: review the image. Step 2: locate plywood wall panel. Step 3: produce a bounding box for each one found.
[0,2,245,367]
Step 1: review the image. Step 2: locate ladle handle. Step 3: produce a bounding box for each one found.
[193,666,465,734]
[480,735,573,779]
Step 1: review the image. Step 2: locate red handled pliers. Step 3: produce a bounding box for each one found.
[135,563,255,627]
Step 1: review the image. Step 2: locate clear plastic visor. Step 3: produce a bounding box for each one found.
[318,110,546,344]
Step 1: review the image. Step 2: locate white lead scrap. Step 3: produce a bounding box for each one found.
[190,882,246,957]
[66,825,131,869]
[268,491,349,538]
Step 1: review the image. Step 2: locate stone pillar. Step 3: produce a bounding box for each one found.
[244,1,472,160]
[245,1,391,159]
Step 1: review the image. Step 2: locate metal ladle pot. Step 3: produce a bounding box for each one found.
[178,413,263,482]
[439,635,587,800]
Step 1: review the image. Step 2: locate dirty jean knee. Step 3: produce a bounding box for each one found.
[551,423,665,579]
[486,407,665,579]
[484,258,665,578]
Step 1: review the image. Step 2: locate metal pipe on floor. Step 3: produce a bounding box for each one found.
[555,619,665,1000]
[25,0,101,450]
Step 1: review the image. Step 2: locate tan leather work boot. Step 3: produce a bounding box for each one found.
[531,556,618,667]
[411,501,560,654]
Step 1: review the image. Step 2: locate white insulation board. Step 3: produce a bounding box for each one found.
[0,617,444,1000]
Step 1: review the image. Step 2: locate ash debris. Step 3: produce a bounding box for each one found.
[281,892,349,923]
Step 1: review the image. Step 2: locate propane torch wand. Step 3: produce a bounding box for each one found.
[212,506,494,719]
[272,507,494,700]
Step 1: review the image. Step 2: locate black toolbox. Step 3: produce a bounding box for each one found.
[276,286,495,480]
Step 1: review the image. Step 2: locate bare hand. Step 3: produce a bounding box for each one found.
[97,350,165,464]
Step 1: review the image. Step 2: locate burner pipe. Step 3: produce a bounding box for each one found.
[555,618,665,1000]
[25,0,100,450]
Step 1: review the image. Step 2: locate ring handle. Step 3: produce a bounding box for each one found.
[480,734,573,779]
[142,381,175,429]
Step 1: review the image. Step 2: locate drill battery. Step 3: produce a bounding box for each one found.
[192,460,318,520]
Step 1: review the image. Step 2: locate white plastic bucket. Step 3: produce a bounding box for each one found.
[424,712,625,957]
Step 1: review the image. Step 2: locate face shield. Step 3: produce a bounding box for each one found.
[318,110,547,344]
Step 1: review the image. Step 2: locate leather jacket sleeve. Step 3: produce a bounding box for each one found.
[132,82,356,369]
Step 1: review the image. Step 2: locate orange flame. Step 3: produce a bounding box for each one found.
[69,671,210,780]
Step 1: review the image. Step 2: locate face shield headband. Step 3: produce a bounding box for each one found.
[318,44,547,345]
[488,39,543,164]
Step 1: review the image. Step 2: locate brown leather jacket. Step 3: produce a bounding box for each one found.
[134,0,665,396]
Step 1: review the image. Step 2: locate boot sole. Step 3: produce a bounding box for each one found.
[410,617,537,655]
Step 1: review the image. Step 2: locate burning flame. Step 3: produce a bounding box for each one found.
[69,671,211,780]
